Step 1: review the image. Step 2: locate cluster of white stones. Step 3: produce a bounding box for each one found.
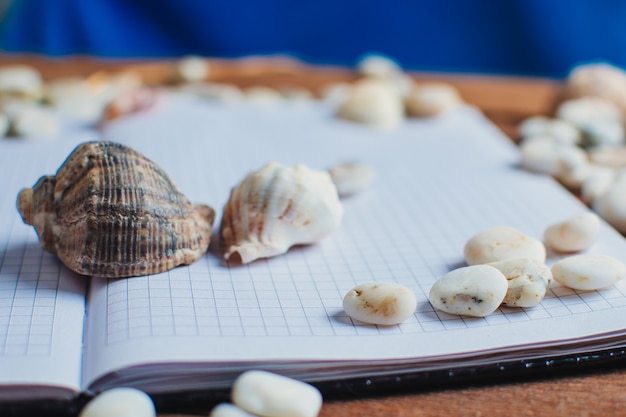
[519,62,626,234]
[428,213,626,318]
[333,54,464,129]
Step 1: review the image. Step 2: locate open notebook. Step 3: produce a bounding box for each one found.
[2,94,626,409]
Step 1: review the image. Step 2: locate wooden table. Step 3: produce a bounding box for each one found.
[3,54,623,417]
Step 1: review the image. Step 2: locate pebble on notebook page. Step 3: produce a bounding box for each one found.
[429,265,508,317]
[543,212,601,253]
[343,281,417,325]
[550,254,626,291]
[464,226,546,266]
[487,258,553,308]
[232,370,323,417]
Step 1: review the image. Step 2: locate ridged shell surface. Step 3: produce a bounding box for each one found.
[16,141,215,278]
[221,161,343,264]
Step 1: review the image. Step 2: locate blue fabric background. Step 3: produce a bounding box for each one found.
[1,0,625,78]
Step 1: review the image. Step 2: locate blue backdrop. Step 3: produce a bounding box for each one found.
[2,0,626,78]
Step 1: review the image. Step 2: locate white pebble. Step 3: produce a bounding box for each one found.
[556,97,622,128]
[328,161,376,197]
[519,137,587,177]
[581,119,625,148]
[589,145,626,168]
[404,83,462,117]
[232,370,322,417]
[581,165,617,204]
[177,56,210,82]
[518,116,581,145]
[210,403,257,417]
[544,212,601,253]
[0,65,42,98]
[336,78,404,128]
[429,265,508,317]
[244,86,283,106]
[11,104,60,138]
[357,54,403,79]
[464,226,546,266]
[343,281,417,325]
[592,173,626,233]
[551,254,626,290]
[488,258,552,307]
[78,388,155,417]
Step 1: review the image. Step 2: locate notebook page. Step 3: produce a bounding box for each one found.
[81,95,626,391]
[0,132,96,399]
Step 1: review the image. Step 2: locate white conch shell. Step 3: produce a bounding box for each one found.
[221,161,343,264]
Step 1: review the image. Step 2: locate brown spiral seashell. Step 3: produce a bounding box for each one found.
[16,141,215,278]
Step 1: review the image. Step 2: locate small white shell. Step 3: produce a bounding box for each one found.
[544,212,601,253]
[335,78,404,128]
[221,161,343,264]
[551,254,626,290]
[464,226,546,266]
[488,258,553,307]
[429,265,508,317]
[405,83,462,117]
[343,281,417,325]
[232,370,323,417]
[328,161,376,197]
[78,388,156,417]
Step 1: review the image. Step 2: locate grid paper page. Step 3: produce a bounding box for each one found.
[0,133,93,396]
[79,96,626,390]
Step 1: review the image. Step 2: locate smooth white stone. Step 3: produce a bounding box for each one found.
[232,370,322,417]
[464,226,546,266]
[336,78,404,128]
[488,258,553,307]
[429,265,508,317]
[405,83,462,117]
[581,165,617,204]
[343,281,417,325]
[78,388,155,417]
[551,254,626,290]
[581,119,625,148]
[519,137,587,177]
[0,65,42,97]
[589,146,626,168]
[592,173,626,234]
[518,116,581,145]
[210,403,258,417]
[556,97,622,128]
[328,161,376,197]
[244,86,284,106]
[544,212,601,253]
[11,104,60,138]
[357,54,403,79]
[177,56,210,82]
